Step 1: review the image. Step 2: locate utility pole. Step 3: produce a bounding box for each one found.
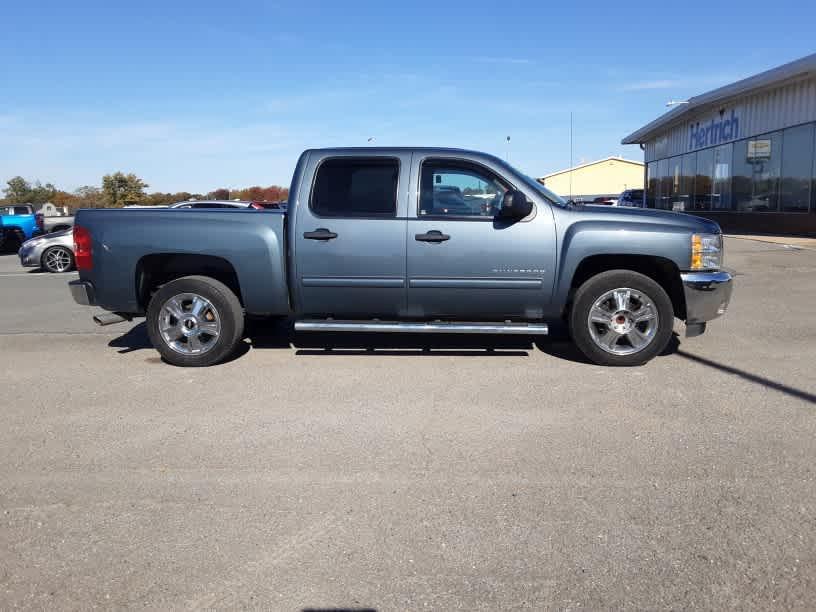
[569,112,574,200]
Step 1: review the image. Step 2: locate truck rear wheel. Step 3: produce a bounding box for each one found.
[569,270,674,366]
[146,275,244,367]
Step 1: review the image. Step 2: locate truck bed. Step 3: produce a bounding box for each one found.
[73,208,288,315]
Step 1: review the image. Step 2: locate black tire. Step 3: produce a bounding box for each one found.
[1,229,23,253]
[146,275,244,367]
[41,246,75,273]
[569,269,674,366]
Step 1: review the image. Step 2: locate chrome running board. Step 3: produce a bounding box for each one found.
[294,320,548,335]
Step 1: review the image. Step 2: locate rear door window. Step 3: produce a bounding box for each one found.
[311,157,399,218]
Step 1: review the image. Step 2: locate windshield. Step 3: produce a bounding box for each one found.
[519,174,568,206]
[488,156,568,206]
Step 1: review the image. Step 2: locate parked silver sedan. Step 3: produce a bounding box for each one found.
[18,229,75,273]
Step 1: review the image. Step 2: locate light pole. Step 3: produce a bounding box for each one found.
[569,111,573,200]
[505,136,510,161]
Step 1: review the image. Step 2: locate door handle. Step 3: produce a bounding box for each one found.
[415,230,450,243]
[303,228,338,240]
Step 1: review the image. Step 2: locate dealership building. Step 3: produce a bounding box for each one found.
[622,53,816,236]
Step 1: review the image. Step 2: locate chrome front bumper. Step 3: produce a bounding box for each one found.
[680,271,733,334]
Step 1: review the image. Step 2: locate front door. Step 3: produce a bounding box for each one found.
[294,153,409,318]
[406,157,556,320]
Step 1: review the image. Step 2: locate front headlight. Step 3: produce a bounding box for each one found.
[691,233,722,270]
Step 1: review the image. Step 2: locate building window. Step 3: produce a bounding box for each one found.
[712,143,732,210]
[813,125,816,214]
[732,131,782,212]
[679,152,696,211]
[780,123,814,212]
[646,161,658,208]
[657,158,669,210]
[693,148,714,210]
[668,156,682,210]
[813,124,816,214]
[647,120,816,215]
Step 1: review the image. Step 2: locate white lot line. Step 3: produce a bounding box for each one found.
[0,272,78,277]
[725,234,816,251]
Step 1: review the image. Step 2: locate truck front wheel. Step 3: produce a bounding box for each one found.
[569,270,674,366]
[146,275,244,367]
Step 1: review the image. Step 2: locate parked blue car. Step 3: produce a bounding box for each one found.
[0,204,42,250]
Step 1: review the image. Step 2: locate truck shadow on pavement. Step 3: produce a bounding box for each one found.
[108,319,678,362]
[108,321,815,404]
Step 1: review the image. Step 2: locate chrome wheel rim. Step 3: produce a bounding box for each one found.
[587,287,659,356]
[44,247,72,272]
[158,293,221,355]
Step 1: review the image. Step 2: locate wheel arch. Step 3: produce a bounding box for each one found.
[565,254,686,320]
[135,254,243,311]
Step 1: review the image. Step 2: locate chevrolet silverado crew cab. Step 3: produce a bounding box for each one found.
[68,147,733,367]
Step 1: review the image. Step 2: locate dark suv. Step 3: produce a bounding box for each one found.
[619,189,645,208]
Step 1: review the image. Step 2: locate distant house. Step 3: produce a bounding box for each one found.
[537,157,644,200]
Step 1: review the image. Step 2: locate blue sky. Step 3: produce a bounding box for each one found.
[1,0,814,193]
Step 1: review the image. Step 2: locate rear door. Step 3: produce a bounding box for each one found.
[293,152,410,318]
[406,155,556,320]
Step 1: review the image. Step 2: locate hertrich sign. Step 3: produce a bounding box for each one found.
[688,109,740,151]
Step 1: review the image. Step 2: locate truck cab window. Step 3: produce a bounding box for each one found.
[1,206,30,215]
[419,160,507,218]
[311,157,398,218]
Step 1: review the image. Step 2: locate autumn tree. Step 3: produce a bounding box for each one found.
[74,186,104,208]
[2,176,288,208]
[207,188,230,200]
[229,185,288,202]
[101,172,148,207]
[28,181,58,204]
[3,177,58,204]
[261,186,287,201]
[51,190,78,208]
[4,176,31,203]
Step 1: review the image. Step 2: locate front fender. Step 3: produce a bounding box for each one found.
[554,219,691,305]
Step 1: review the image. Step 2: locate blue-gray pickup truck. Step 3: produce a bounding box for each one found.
[69,147,733,367]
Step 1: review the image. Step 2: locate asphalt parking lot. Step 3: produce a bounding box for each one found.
[0,237,814,610]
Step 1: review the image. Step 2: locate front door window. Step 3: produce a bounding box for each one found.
[419,161,507,218]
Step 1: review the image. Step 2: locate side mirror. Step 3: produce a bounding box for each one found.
[499,190,532,219]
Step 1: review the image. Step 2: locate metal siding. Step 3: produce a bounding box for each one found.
[645,141,655,161]
[644,76,816,162]
[623,53,816,144]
